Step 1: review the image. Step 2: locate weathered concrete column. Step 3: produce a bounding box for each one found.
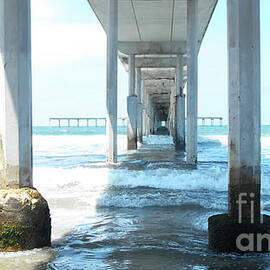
[136,68,143,143]
[154,114,161,134]
[175,55,186,151]
[144,88,151,136]
[127,54,137,150]
[186,0,198,165]
[147,96,153,135]
[150,106,155,135]
[142,82,147,136]
[0,0,33,188]
[227,0,261,222]
[208,0,270,253]
[0,0,51,251]
[106,0,118,163]
[169,86,176,140]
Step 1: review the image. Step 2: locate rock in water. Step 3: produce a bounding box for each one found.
[0,188,51,251]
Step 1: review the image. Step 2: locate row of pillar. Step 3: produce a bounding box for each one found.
[105,0,265,252]
[105,0,201,167]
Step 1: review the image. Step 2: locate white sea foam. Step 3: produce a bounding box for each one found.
[0,248,55,270]
[202,135,228,146]
[34,166,229,193]
[32,133,270,215]
[33,134,127,157]
[143,135,173,145]
[33,165,229,213]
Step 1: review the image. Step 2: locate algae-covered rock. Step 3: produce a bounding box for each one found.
[0,188,51,251]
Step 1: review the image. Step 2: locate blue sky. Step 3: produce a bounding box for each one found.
[31,0,270,126]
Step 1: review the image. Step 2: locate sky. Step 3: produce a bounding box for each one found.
[31,0,270,126]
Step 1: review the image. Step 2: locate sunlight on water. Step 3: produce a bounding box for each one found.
[1,126,270,269]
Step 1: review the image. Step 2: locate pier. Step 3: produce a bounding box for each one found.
[0,0,267,253]
[49,117,127,127]
[49,117,223,127]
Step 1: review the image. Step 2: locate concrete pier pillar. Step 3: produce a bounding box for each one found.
[186,0,198,165]
[106,0,118,163]
[127,54,137,150]
[142,85,148,136]
[137,103,143,143]
[0,0,33,189]
[169,86,176,141]
[175,55,186,150]
[0,0,51,251]
[227,0,261,223]
[208,0,270,253]
[136,68,143,144]
[127,96,137,150]
[154,114,161,134]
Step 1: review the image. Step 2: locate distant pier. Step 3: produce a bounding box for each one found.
[49,117,223,127]
[49,117,127,127]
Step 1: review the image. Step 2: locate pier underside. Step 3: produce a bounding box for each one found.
[88,0,218,164]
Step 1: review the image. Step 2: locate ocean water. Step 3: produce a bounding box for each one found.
[1,125,270,269]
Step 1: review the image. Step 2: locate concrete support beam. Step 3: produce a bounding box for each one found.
[136,68,143,143]
[227,0,261,221]
[127,96,137,150]
[176,94,185,150]
[118,41,186,55]
[106,0,118,164]
[141,68,176,80]
[0,0,51,251]
[186,0,198,165]
[137,103,143,143]
[128,54,136,96]
[175,55,185,151]
[208,0,269,253]
[127,54,137,150]
[154,114,161,134]
[169,86,176,141]
[0,0,33,188]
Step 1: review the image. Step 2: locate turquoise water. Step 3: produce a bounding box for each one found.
[33,125,270,136]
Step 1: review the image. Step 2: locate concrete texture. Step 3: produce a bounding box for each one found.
[88,0,217,51]
[106,0,118,164]
[186,0,198,165]
[137,102,143,144]
[175,94,185,151]
[208,0,262,253]
[175,55,185,151]
[0,0,33,188]
[127,95,137,150]
[227,0,261,220]
[136,68,143,143]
